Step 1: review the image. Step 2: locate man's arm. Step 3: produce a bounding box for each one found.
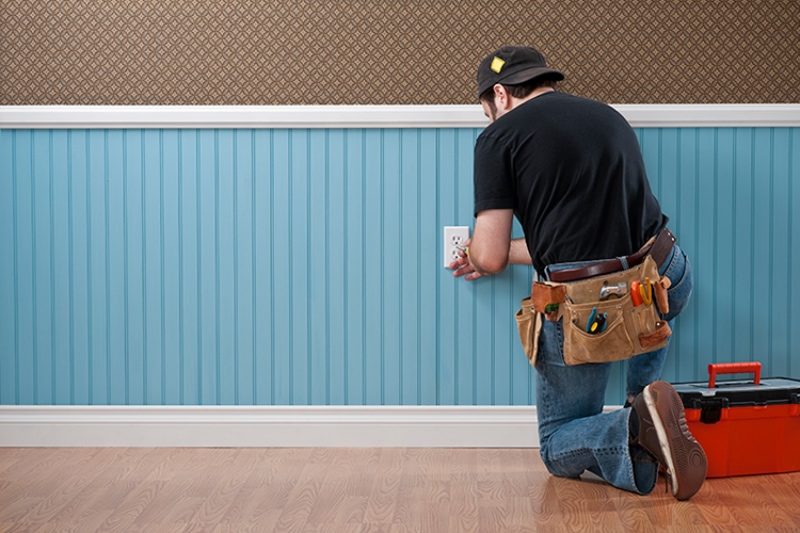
[449,209,532,280]
[508,238,533,265]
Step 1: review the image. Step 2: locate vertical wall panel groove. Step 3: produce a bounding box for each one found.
[790,128,796,377]
[159,131,166,404]
[66,132,75,404]
[0,131,16,403]
[30,131,40,404]
[1,126,798,406]
[792,128,798,378]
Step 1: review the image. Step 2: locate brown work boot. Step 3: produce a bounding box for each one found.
[630,381,707,501]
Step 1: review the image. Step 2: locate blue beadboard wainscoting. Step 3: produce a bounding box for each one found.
[1,106,799,419]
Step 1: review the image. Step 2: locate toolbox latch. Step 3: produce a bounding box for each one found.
[698,398,727,424]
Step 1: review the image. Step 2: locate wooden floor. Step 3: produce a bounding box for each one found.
[1,447,799,532]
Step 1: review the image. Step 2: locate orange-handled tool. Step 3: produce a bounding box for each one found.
[630,281,643,306]
[640,277,653,306]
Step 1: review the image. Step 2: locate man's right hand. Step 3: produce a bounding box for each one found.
[448,240,484,281]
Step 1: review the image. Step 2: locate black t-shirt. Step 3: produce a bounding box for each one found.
[473,91,667,276]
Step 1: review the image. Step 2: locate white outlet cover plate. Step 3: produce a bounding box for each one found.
[444,226,470,267]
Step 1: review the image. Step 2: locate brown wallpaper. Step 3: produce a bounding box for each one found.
[2,1,799,106]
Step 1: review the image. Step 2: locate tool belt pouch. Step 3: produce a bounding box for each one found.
[515,297,542,367]
[528,255,672,366]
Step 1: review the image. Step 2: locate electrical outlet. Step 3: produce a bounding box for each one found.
[444,226,470,267]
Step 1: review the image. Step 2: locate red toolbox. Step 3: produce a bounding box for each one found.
[672,362,800,478]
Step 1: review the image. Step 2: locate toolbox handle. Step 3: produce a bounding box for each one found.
[708,362,761,388]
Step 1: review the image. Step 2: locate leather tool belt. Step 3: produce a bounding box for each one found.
[515,228,676,367]
[548,227,676,283]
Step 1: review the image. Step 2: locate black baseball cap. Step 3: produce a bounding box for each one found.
[476,46,564,99]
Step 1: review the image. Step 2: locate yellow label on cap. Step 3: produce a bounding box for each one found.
[490,56,505,73]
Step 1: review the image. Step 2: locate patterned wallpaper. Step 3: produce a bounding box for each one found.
[2,1,799,105]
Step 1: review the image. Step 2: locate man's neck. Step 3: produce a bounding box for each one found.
[513,87,555,107]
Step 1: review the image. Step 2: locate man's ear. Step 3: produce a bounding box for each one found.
[493,84,513,111]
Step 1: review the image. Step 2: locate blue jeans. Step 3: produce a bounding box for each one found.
[535,244,693,494]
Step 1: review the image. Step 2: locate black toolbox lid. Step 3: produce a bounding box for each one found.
[673,377,800,409]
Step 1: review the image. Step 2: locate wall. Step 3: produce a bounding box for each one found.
[2,108,799,407]
[3,2,800,411]
[2,1,799,105]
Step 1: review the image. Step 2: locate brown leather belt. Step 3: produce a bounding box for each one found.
[548,228,676,283]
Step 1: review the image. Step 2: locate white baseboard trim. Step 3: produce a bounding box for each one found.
[0,405,551,448]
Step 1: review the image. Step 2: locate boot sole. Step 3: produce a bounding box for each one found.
[643,381,707,500]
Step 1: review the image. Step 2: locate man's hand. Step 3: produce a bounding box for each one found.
[450,209,515,280]
[448,239,484,281]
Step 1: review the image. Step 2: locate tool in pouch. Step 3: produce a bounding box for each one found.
[519,254,672,366]
[586,307,607,334]
[585,280,627,334]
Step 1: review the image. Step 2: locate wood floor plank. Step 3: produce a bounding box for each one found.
[2,447,800,532]
[448,480,480,532]
[11,463,104,527]
[96,480,166,533]
[271,455,325,531]
[363,448,403,527]
[303,460,360,527]
[221,466,296,528]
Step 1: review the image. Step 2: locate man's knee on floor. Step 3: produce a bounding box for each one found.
[538,442,582,479]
